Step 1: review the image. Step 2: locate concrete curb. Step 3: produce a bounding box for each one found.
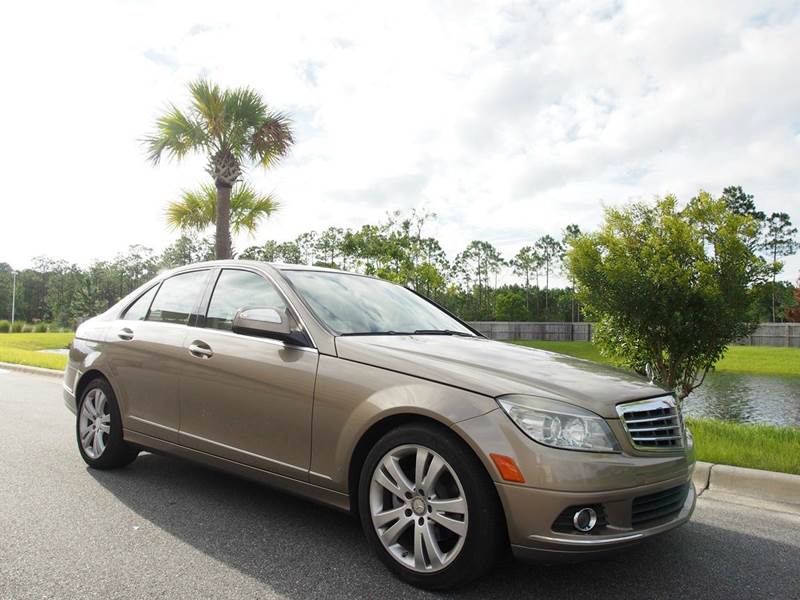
[693,461,800,508]
[0,362,63,379]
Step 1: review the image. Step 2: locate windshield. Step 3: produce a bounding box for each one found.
[281,270,474,336]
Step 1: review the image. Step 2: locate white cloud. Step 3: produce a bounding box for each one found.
[0,0,798,284]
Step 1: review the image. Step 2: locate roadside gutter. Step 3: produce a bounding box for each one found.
[693,461,800,516]
[0,362,63,379]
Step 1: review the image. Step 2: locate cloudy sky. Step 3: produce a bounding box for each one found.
[1,0,799,282]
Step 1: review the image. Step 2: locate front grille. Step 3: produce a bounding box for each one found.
[632,483,690,527]
[616,396,684,451]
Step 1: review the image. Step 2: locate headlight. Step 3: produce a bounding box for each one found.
[497,394,621,453]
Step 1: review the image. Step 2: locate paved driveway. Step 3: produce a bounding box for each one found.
[1,369,798,600]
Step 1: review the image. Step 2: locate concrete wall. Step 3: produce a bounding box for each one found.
[467,321,800,347]
[467,321,593,341]
[736,323,800,347]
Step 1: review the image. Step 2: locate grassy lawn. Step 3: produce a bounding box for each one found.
[511,340,800,377]
[686,418,800,475]
[0,332,74,370]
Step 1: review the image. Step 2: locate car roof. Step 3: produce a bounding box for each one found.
[168,259,347,275]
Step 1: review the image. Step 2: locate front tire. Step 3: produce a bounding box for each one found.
[76,378,138,469]
[358,423,506,590]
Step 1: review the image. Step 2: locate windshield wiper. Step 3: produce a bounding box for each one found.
[338,329,474,337]
[412,329,473,337]
[339,331,414,336]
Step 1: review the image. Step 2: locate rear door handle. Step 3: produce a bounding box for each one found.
[118,327,134,341]
[188,341,213,359]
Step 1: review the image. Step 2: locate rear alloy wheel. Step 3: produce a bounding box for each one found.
[79,387,111,459]
[359,423,505,590]
[76,378,139,469]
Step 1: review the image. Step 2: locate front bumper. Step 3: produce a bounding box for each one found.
[62,365,78,415]
[452,408,696,560]
[499,474,696,560]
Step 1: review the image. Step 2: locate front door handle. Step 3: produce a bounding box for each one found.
[188,341,213,359]
[118,327,134,341]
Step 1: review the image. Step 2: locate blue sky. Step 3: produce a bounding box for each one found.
[1,0,798,283]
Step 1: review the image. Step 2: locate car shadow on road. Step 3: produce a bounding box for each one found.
[89,452,798,599]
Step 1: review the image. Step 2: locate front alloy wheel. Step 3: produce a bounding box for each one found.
[369,444,468,572]
[358,423,505,590]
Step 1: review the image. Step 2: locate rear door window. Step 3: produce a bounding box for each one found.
[122,285,159,321]
[206,269,287,331]
[146,270,209,325]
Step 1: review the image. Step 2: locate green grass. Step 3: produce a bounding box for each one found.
[0,332,74,370]
[686,418,800,475]
[511,340,800,377]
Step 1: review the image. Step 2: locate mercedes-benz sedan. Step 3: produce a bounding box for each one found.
[63,261,695,589]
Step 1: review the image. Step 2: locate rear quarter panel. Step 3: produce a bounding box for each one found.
[63,320,115,413]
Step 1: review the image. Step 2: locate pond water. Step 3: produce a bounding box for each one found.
[682,372,800,427]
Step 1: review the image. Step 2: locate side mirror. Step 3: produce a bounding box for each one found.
[232,306,302,344]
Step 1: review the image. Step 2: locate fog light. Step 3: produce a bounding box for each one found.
[573,507,598,532]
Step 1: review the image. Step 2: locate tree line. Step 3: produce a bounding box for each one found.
[0,211,584,328]
[1,195,797,330]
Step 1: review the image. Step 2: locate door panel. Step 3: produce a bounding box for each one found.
[177,267,318,480]
[105,269,211,442]
[106,321,189,442]
[178,331,319,480]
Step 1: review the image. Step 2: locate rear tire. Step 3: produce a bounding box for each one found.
[358,422,506,590]
[76,378,139,469]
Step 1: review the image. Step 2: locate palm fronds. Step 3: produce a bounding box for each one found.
[146,79,294,169]
[165,183,279,236]
[144,104,208,164]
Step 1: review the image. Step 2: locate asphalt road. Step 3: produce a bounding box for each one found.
[1,369,799,600]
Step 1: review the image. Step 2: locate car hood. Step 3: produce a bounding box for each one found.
[334,335,669,418]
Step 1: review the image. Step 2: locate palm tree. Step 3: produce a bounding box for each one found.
[165,183,280,242]
[145,79,293,259]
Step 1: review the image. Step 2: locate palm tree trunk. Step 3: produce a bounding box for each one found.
[215,183,233,259]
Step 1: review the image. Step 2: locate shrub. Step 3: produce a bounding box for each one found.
[0,320,9,333]
[10,321,24,333]
[568,191,769,400]
[21,323,34,333]
[34,323,48,333]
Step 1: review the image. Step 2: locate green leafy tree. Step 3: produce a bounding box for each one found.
[495,289,527,321]
[750,281,797,322]
[314,227,347,268]
[760,212,799,322]
[562,224,582,322]
[295,231,317,265]
[510,246,541,314]
[786,277,800,323]
[568,191,769,400]
[721,186,765,222]
[145,79,293,259]
[239,240,280,261]
[160,234,215,268]
[165,183,279,244]
[276,241,303,264]
[453,241,504,317]
[239,240,302,263]
[534,235,563,310]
